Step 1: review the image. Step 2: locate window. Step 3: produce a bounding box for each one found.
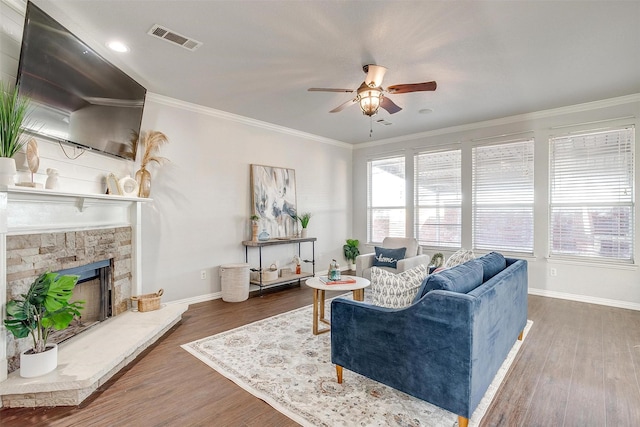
[414,149,461,247]
[549,127,634,262]
[472,140,535,253]
[367,156,405,243]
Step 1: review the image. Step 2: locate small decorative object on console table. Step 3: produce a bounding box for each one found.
[134,130,169,198]
[294,212,311,238]
[250,214,260,241]
[4,272,85,378]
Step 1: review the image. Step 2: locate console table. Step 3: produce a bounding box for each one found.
[242,237,316,294]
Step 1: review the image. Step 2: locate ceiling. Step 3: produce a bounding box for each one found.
[34,0,640,145]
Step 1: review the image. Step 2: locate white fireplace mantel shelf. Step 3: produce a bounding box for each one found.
[0,185,150,235]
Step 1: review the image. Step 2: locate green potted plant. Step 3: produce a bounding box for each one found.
[294,212,312,238]
[4,272,85,378]
[250,214,260,241]
[343,239,360,270]
[0,83,32,186]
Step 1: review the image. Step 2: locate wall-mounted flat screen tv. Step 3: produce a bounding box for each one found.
[16,2,146,160]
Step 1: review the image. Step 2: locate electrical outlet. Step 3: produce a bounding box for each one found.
[200,270,207,280]
[550,268,557,277]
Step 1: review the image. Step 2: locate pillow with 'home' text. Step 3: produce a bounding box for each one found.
[373,247,406,268]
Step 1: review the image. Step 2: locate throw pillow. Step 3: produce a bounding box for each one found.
[413,260,483,302]
[371,264,429,308]
[373,246,407,268]
[444,249,476,268]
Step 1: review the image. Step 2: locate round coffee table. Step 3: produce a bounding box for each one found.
[305,276,370,335]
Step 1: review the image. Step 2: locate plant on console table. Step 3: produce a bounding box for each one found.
[4,272,84,378]
[294,212,312,238]
[250,214,260,241]
[0,83,32,186]
[134,130,169,198]
[343,238,360,270]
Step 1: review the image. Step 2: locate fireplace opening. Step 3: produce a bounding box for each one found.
[49,259,112,344]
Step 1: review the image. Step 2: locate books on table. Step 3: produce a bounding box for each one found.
[319,276,356,285]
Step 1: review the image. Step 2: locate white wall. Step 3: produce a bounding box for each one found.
[139,95,352,302]
[353,95,640,309]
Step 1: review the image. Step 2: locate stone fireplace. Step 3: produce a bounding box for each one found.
[5,228,133,373]
[0,186,144,381]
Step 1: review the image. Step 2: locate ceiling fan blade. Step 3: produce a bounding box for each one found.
[380,96,402,114]
[363,64,387,88]
[386,81,437,94]
[308,88,354,93]
[330,98,358,113]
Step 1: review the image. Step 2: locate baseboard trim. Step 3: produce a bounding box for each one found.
[169,292,222,306]
[528,288,640,312]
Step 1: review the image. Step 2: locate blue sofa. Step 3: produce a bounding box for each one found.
[331,252,528,427]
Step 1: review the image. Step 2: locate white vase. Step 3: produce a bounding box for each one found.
[0,157,17,186]
[301,228,308,238]
[20,344,58,378]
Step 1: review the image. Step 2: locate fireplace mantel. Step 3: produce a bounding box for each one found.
[0,186,149,381]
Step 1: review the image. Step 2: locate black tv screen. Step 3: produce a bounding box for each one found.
[16,2,146,160]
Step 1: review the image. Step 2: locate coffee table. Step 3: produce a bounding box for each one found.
[305,276,370,335]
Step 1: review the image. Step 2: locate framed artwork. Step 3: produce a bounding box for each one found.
[250,164,297,238]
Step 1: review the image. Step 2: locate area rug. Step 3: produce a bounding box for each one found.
[181,302,532,427]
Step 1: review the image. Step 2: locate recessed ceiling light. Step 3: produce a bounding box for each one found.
[107,41,129,53]
[419,108,434,114]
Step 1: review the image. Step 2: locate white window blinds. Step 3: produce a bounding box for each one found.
[367,156,406,243]
[549,127,634,261]
[414,149,461,247]
[472,140,535,253]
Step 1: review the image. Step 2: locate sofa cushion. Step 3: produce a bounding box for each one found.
[373,246,406,268]
[414,260,483,301]
[444,249,476,268]
[476,252,507,282]
[371,264,429,308]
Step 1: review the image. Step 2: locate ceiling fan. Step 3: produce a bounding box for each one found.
[308,64,437,117]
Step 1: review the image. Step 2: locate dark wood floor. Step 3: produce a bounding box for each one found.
[1,284,639,426]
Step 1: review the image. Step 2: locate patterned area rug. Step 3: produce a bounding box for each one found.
[182,301,532,427]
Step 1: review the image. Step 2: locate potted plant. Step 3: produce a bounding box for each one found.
[0,83,32,186]
[4,272,85,378]
[250,214,260,241]
[343,239,360,270]
[294,212,312,238]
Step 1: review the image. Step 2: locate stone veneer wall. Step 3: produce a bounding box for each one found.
[5,227,132,372]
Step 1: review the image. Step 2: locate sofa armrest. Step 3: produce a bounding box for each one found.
[355,253,375,277]
[396,254,430,272]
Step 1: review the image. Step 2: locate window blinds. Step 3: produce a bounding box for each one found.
[414,149,461,247]
[368,156,406,243]
[472,140,535,253]
[549,127,634,261]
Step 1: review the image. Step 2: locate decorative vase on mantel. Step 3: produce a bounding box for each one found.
[301,228,308,238]
[0,157,17,186]
[135,166,152,198]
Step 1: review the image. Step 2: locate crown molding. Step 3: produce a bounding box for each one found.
[355,93,640,150]
[146,92,352,150]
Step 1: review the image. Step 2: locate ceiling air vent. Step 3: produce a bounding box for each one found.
[376,119,393,126]
[147,24,202,51]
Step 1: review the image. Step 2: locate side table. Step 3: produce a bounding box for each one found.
[305,276,370,335]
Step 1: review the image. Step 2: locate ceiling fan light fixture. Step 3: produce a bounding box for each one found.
[358,88,382,116]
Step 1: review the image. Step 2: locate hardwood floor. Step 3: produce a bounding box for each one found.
[1,285,639,427]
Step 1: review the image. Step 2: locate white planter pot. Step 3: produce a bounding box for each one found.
[20,344,58,378]
[301,228,308,238]
[0,157,17,186]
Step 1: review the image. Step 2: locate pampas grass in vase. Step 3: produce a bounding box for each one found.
[134,130,168,197]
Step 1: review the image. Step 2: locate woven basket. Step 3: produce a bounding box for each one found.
[131,289,164,312]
